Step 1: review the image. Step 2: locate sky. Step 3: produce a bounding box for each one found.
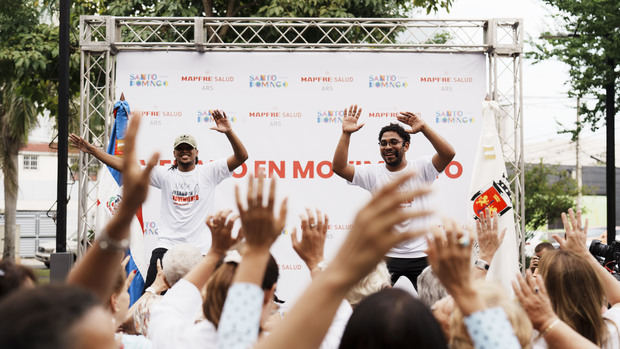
[415,0,614,165]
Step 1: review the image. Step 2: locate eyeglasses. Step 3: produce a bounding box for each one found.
[379,139,403,147]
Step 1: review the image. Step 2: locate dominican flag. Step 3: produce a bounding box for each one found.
[95,99,148,305]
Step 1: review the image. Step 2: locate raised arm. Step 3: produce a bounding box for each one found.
[67,113,159,301]
[183,210,240,290]
[255,172,432,349]
[210,110,249,172]
[397,112,455,172]
[473,207,506,280]
[292,208,328,278]
[553,209,620,305]
[332,105,364,182]
[69,133,124,172]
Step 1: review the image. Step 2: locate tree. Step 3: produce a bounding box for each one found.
[529,0,618,136]
[524,161,579,231]
[0,2,60,260]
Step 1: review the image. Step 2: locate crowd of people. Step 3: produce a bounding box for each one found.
[0,107,618,349]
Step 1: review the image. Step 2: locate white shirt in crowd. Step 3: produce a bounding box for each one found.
[351,156,439,258]
[150,159,231,254]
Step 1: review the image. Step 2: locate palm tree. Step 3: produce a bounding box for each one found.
[0,82,38,260]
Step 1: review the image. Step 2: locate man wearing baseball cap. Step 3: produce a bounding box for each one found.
[70,109,248,291]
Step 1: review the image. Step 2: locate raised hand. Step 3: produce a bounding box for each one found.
[330,172,432,285]
[512,270,556,332]
[210,109,233,133]
[69,133,93,153]
[397,112,426,134]
[206,209,241,256]
[292,208,328,273]
[235,173,288,252]
[342,104,364,134]
[553,208,588,257]
[476,207,506,262]
[150,259,169,294]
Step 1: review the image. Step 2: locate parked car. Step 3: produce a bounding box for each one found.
[35,232,78,268]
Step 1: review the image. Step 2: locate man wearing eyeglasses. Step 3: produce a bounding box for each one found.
[332,104,455,288]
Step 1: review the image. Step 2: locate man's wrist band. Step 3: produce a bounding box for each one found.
[97,231,129,253]
[474,259,490,271]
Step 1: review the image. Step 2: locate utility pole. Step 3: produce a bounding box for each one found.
[576,97,582,211]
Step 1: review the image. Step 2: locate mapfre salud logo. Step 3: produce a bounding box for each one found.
[249,74,289,88]
[129,73,169,87]
[369,75,408,88]
[316,110,344,124]
[435,110,474,124]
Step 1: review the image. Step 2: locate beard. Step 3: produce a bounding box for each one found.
[382,149,403,167]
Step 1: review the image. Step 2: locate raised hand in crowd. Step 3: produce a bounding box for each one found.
[184,209,240,290]
[341,104,364,134]
[513,270,598,349]
[253,172,432,349]
[68,112,159,301]
[473,207,506,279]
[149,259,168,295]
[396,111,426,134]
[554,208,620,306]
[292,208,328,277]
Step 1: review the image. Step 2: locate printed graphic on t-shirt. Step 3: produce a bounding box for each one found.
[171,183,200,206]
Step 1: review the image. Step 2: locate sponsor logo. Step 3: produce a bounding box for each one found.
[435,110,474,124]
[180,75,234,82]
[248,111,302,118]
[278,263,303,271]
[196,110,237,123]
[368,111,400,118]
[419,76,473,83]
[249,74,289,88]
[138,111,183,117]
[300,76,354,83]
[144,221,160,236]
[105,194,122,216]
[369,75,408,88]
[316,110,344,124]
[129,73,169,87]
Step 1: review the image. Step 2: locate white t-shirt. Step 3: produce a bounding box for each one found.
[150,159,231,253]
[351,157,438,258]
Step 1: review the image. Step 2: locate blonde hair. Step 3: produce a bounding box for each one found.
[203,262,238,328]
[345,261,391,306]
[539,249,609,346]
[449,281,532,349]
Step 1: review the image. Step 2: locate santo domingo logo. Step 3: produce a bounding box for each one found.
[129,73,169,87]
[369,75,408,88]
[316,110,344,123]
[249,74,289,88]
[196,110,237,123]
[435,110,474,124]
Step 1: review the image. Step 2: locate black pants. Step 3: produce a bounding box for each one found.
[386,256,428,290]
[142,247,168,294]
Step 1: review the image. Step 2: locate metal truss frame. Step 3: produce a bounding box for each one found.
[79,16,524,269]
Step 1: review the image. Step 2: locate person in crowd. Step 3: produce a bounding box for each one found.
[0,112,158,349]
[339,288,447,349]
[513,268,599,348]
[529,241,555,273]
[418,266,447,308]
[69,109,248,291]
[527,208,620,349]
[331,104,455,286]
[0,259,37,300]
[128,243,202,336]
[345,261,391,308]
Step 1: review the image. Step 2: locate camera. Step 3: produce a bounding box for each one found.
[589,240,620,281]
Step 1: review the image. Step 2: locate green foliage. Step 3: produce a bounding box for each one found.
[525,161,580,230]
[528,0,619,138]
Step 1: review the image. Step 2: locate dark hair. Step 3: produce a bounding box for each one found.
[339,288,447,349]
[0,260,37,300]
[535,242,554,254]
[0,284,101,349]
[203,253,279,328]
[378,123,410,145]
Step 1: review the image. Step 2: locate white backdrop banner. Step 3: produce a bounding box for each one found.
[114,51,486,302]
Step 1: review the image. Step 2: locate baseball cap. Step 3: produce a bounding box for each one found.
[173,134,197,149]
